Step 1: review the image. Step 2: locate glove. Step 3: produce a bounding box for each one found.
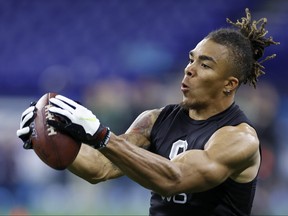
[16,102,37,149]
[47,95,111,149]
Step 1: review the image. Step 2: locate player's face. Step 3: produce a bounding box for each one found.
[181,38,233,110]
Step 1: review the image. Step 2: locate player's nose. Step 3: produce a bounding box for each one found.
[184,67,195,77]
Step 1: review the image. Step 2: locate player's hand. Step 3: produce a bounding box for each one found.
[47,95,111,149]
[16,102,37,149]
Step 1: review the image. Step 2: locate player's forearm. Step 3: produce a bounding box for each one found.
[67,132,150,184]
[68,144,123,184]
[100,135,182,196]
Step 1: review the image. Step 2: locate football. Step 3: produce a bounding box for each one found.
[30,92,81,170]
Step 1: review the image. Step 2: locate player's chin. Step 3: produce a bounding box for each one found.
[179,99,193,111]
[180,98,206,111]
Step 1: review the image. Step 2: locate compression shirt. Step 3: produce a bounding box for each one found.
[149,103,259,216]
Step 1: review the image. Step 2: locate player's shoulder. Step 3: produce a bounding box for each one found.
[125,107,164,136]
[209,123,259,153]
[135,107,163,122]
[142,104,182,123]
[218,123,258,139]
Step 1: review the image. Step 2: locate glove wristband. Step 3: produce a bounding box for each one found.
[91,126,111,149]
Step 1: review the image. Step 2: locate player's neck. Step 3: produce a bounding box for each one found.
[188,100,234,120]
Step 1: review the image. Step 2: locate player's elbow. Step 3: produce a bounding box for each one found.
[85,177,103,185]
[155,182,182,197]
[87,172,124,185]
[153,175,183,197]
[156,188,176,197]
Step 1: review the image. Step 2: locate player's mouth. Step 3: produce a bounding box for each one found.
[181,83,189,93]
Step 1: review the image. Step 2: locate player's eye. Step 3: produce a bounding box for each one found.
[201,63,210,69]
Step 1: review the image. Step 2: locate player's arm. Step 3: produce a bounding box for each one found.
[67,144,121,183]
[169,123,261,193]
[16,95,160,184]
[100,123,260,196]
[59,108,161,184]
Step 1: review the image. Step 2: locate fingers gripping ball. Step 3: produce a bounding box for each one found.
[31,93,81,170]
[48,95,111,149]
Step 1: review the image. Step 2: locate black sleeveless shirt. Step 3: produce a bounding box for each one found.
[149,103,258,216]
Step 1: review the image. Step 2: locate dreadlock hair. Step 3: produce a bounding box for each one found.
[205,8,279,88]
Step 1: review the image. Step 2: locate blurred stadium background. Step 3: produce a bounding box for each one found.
[0,0,287,215]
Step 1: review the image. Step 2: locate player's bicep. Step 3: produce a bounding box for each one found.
[169,124,259,193]
[205,124,259,172]
[171,149,231,193]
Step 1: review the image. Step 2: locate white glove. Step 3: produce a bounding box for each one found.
[16,102,37,149]
[48,95,110,149]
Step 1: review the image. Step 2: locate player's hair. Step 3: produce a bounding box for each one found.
[206,8,279,88]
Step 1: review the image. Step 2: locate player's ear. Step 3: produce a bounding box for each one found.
[223,77,239,94]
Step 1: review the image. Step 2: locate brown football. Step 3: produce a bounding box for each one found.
[30,92,81,170]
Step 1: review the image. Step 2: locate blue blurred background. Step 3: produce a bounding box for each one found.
[0,0,287,215]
